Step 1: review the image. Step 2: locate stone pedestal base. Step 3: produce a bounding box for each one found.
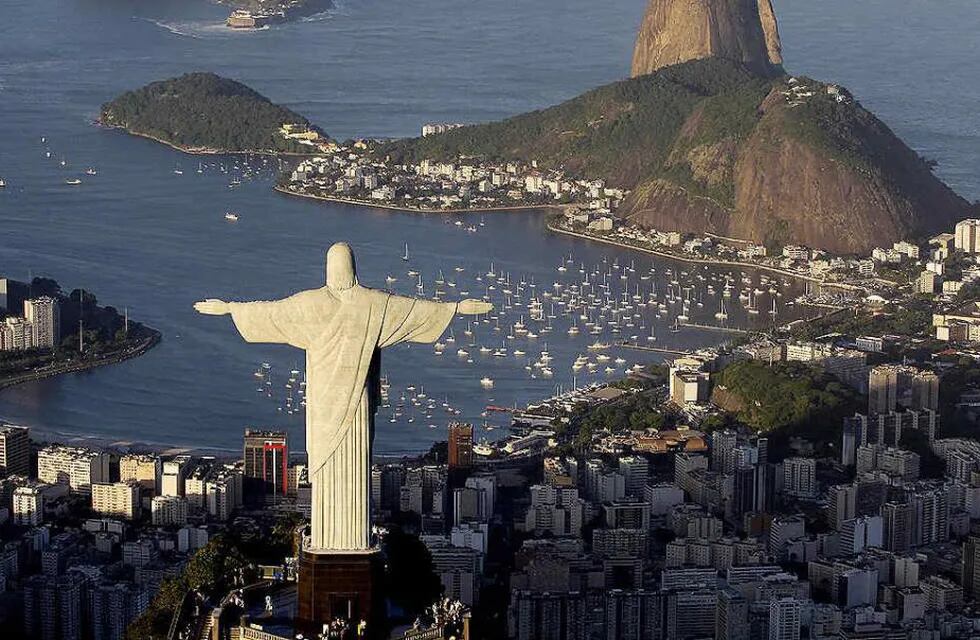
[297,548,384,638]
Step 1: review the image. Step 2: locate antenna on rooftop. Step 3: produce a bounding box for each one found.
[78,289,84,353]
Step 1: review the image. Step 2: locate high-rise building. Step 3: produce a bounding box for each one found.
[839,516,883,555]
[962,535,980,600]
[243,429,288,505]
[89,582,149,640]
[119,454,161,491]
[670,368,711,405]
[619,456,649,498]
[206,468,243,521]
[604,590,662,640]
[448,422,474,469]
[0,316,34,351]
[868,365,939,414]
[768,598,801,640]
[510,590,587,640]
[827,484,858,530]
[13,485,44,526]
[23,572,85,640]
[882,502,912,552]
[92,482,140,520]
[0,423,30,477]
[868,366,899,415]
[465,473,496,519]
[37,446,109,495]
[371,464,405,512]
[954,219,980,254]
[23,296,61,349]
[424,538,482,606]
[160,455,192,497]
[524,484,584,537]
[716,587,749,640]
[907,369,939,411]
[782,457,816,499]
[664,588,717,639]
[711,430,738,472]
[151,495,188,526]
[907,484,949,547]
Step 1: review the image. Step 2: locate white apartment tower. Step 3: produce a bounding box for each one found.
[23,297,60,349]
[13,485,44,526]
[955,219,980,254]
[768,598,801,640]
[91,482,141,520]
[37,446,109,495]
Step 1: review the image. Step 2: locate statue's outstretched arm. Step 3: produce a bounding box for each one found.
[194,299,230,315]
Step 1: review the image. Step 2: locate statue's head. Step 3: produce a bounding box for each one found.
[326,242,358,290]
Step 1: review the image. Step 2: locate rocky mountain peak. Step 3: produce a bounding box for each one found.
[631,0,783,77]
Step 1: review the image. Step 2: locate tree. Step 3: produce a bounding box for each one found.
[382,528,443,619]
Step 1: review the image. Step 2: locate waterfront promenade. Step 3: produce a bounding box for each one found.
[274,184,567,215]
[0,332,161,392]
[545,222,853,288]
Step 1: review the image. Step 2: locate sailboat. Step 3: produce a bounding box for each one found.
[714,298,728,321]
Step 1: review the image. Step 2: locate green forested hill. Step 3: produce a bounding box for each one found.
[100,72,323,153]
[382,59,769,189]
[380,58,970,253]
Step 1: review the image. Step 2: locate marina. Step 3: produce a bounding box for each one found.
[243,235,826,440]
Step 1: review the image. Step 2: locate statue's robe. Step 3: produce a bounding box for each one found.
[228,285,455,550]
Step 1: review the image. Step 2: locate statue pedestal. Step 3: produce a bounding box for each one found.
[297,548,384,638]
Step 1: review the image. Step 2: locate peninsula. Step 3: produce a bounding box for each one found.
[99,72,332,155]
[0,277,160,390]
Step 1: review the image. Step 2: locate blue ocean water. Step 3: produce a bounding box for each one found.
[0,0,976,453]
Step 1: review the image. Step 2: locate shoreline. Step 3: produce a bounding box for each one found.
[98,122,317,158]
[273,184,569,215]
[278,183,862,292]
[546,222,861,289]
[0,331,161,392]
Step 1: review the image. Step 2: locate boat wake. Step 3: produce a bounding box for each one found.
[137,17,270,38]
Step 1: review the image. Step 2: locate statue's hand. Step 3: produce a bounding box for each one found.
[194,299,230,316]
[458,299,493,315]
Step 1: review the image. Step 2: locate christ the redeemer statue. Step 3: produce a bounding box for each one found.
[195,242,491,551]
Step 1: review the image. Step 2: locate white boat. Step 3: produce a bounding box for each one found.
[85,168,97,176]
[65,178,81,185]
[402,243,409,261]
[480,376,494,389]
[224,212,239,222]
[0,178,5,188]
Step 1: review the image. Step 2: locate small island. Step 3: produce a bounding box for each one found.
[99,72,333,155]
[0,276,160,390]
[223,0,333,29]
